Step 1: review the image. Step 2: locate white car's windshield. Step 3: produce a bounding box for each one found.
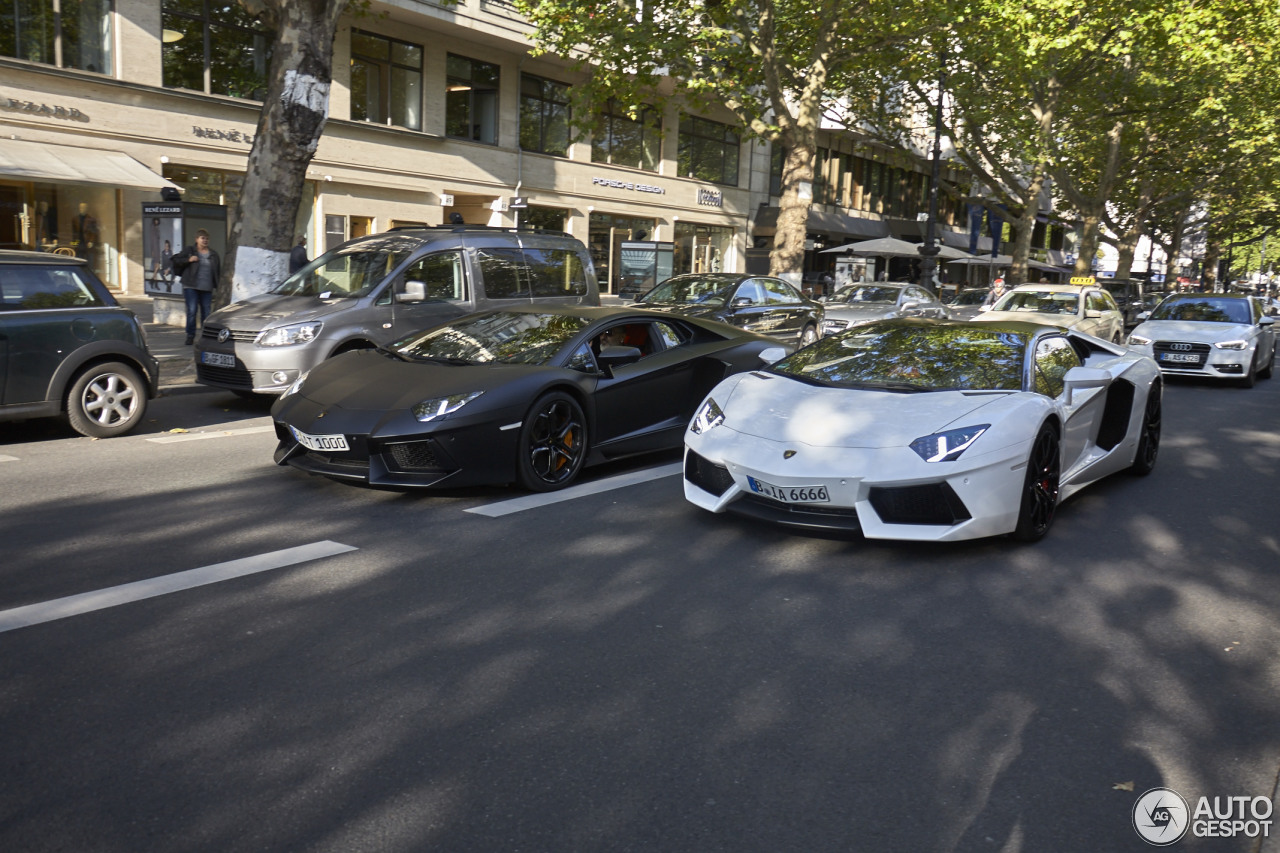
[1149,296,1252,324]
[993,290,1080,315]
[770,321,1027,392]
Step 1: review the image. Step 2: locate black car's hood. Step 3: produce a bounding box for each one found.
[294,349,544,412]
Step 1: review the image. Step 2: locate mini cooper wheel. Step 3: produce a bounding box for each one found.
[1012,424,1060,542]
[1128,382,1161,476]
[517,391,588,492]
[66,361,148,438]
[799,324,819,346]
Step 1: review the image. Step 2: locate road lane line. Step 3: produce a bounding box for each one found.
[147,425,276,443]
[0,540,357,634]
[465,462,682,518]
[0,455,18,463]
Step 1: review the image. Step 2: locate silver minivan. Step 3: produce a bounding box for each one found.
[195,225,598,395]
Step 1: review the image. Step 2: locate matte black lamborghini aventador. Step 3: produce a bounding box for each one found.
[270,305,791,491]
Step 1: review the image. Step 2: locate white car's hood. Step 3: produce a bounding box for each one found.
[719,372,1008,448]
[972,309,1076,329]
[1131,319,1254,343]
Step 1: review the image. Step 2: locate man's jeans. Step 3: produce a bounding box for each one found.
[184,288,212,339]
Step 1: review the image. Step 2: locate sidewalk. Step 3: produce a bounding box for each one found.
[115,294,200,391]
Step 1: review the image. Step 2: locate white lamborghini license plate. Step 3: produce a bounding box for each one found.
[201,351,235,368]
[747,476,830,504]
[1160,352,1201,364]
[290,426,349,452]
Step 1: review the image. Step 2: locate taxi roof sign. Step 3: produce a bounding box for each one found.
[1070,275,1096,286]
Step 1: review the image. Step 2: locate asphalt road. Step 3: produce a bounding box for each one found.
[1,375,1278,852]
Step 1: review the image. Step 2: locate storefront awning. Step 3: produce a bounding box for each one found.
[0,138,180,191]
[753,206,890,240]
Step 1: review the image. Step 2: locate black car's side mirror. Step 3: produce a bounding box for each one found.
[596,345,642,377]
[731,296,755,308]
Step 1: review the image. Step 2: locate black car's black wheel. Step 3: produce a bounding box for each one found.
[66,361,147,438]
[1128,382,1161,475]
[517,391,588,491]
[1011,424,1060,542]
[799,324,819,346]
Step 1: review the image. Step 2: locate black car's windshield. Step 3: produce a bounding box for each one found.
[271,235,421,298]
[391,312,591,365]
[770,321,1027,391]
[1149,296,1252,324]
[992,290,1080,315]
[829,285,902,305]
[640,275,739,306]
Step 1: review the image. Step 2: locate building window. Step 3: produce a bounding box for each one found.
[1,0,113,73]
[592,101,660,172]
[679,115,740,186]
[520,74,569,156]
[162,0,273,100]
[162,163,244,209]
[446,54,499,144]
[350,29,422,131]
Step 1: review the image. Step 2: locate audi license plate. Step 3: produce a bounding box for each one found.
[747,476,830,504]
[1160,352,1201,364]
[290,426,349,452]
[201,351,235,368]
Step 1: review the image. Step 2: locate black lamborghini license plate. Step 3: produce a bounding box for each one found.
[747,476,830,503]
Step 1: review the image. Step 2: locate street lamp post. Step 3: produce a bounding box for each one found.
[918,48,946,291]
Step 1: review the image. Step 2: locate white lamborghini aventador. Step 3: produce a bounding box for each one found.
[683,319,1163,542]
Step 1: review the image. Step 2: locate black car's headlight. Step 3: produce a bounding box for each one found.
[280,370,310,399]
[909,424,989,462]
[412,391,483,423]
[689,397,725,435]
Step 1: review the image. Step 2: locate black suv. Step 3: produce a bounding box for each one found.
[0,251,158,437]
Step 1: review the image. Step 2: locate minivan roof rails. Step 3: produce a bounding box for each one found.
[384,224,571,237]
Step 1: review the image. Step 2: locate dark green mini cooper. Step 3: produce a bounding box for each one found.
[0,251,158,437]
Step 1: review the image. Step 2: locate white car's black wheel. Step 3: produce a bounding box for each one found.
[1011,424,1060,542]
[1258,344,1274,379]
[1128,383,1161,475]
[517,391,588,492]
[66,361,147,438]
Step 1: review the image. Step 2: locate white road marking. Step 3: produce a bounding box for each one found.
[466,462,682,517]
[147,425,276,443]
[0,540,357,634]
[0,455,18,463]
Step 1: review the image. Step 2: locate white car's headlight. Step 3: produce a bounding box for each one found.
[909,424,989,462]
[257,321,323,347]
[1214,339,1248,350]
[1127,333,1151,346]
[281,370,310,399]
[412,391,483,423]
[690,397,725,435]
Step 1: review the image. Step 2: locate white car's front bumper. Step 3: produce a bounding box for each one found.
[684,426,1034,542]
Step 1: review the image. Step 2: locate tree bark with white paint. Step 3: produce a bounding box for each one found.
[218,0,348,308]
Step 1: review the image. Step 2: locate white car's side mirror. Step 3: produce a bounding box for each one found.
[1062,365,1111,405]
[1135,311,1150,322]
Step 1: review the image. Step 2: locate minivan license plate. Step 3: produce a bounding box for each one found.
[201,351,236,368]
[747,476,830,504]
[290,426,349,452]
